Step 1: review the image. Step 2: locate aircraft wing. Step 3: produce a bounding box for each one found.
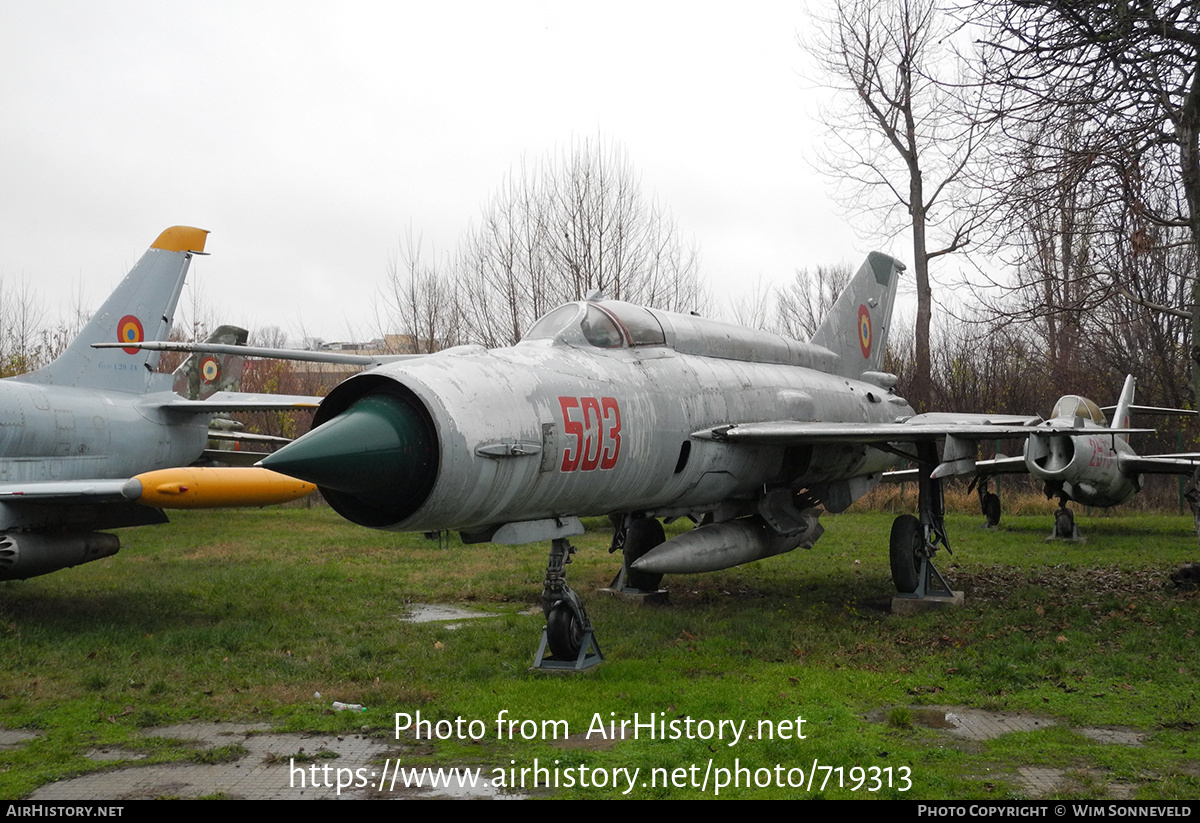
[206,430,293,446]
[696,416,1150,481]
[1117,452,1200,475]
[153,392,321,413]
[1101,404,1198,418]
[694,413,1149,445]
[200,450,268,467]
[95,340,417,368]
[693,416,1045,445]
[0,469,314,511]
[884,454,1027,483]
[199,430,293,467]
[970,455,1028,474]
[0,479,130,503]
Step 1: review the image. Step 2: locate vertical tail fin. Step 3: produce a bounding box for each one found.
[172,325,249,400]
[809,252,903,379]
[18,226,208,393]
[1112,374,1136,441]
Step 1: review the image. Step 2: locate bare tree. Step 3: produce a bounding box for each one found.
[455,161,558,348]
[775,263,854,341]
[454,137,703,347]
[967,0,1200,399]
[805,0,987,407]
[971,114,1108,390]
[379,230,461,353]
[0,278,48,376]
[723,276,774,332]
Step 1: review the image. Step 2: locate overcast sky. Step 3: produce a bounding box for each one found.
[0,0,910,344]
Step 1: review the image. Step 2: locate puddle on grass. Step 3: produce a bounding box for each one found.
[874,706,1154,798]
[401,603,500,626]
[1078,727,1146,747]
[909,709,957,730]
[550,726,633,752]
[0,729,39,749]
[871,706,1056,739]
[86,747,146,762]
[28,722,523,800]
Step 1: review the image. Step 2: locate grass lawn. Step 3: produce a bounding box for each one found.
[0,506,1195,799]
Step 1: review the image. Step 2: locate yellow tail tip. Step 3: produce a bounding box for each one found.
[151,226,209,253]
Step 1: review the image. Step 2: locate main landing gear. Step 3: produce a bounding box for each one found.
[968,476,1001,528]
[532,537,603,671]
[890,442,958,603]
[1049,499,1079,540]
[606,514,666,594]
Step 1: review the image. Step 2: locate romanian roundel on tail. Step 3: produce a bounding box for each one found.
[17,226,208,394]
[808,252,903,380]
[172,325,249,401]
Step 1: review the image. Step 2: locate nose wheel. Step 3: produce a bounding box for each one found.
[546,601,584,659]
[533,538,603,670]
[1050,502,1079,540]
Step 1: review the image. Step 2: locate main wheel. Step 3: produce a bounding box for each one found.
[889,514,923,593]
[546,602,583,659]
[1054,507,1074,539]
[623,517,666,591]
[982,493,1001,527]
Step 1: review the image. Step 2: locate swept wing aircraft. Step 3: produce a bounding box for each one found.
[0,227,317,580]
[931,376,1198,537]
[169,324,296,466]
[258,251,1087,665]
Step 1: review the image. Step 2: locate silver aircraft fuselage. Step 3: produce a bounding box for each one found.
[379,342,903,531]
[0,379,209,486]
[268,292,913,541]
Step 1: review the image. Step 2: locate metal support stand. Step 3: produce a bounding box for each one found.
[532,538,603,671]
[906,553,954,599]
[918,441,953,562]
[1047,503,1081,541]
[892,441,963,613]
[532,626,603,671]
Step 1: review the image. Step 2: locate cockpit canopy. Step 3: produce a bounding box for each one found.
[1050,394,1106,425]
[520,298,842,372]
[523,301,666,349]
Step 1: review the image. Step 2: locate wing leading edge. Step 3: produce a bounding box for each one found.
[695,415,1151,481]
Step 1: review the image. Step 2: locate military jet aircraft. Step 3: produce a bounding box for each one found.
[924,376,1199,538]
[256,251,1097,666]
[168,324,296,466]
[172,324,249,402]
[0,227,318,581]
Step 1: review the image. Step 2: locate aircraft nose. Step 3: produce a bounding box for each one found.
[260,392,437,527]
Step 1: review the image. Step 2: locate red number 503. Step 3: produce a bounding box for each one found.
[559,396,622,472]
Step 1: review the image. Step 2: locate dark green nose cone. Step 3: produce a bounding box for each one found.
[262,393,437,527]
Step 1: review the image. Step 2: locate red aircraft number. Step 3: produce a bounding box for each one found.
[559,396,622,472]
[1087,436,1114,470]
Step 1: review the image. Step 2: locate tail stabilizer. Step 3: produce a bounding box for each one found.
[19,226,208,393]
[172,325,248,400]
[1112,374,1136,441]
[809,252,903,379]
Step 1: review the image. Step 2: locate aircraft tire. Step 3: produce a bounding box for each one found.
[623,517,666,591]
[889,514,922,594]
[546,602,583,660]
[983,493,1001,527]
[1055,508,1074,539]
